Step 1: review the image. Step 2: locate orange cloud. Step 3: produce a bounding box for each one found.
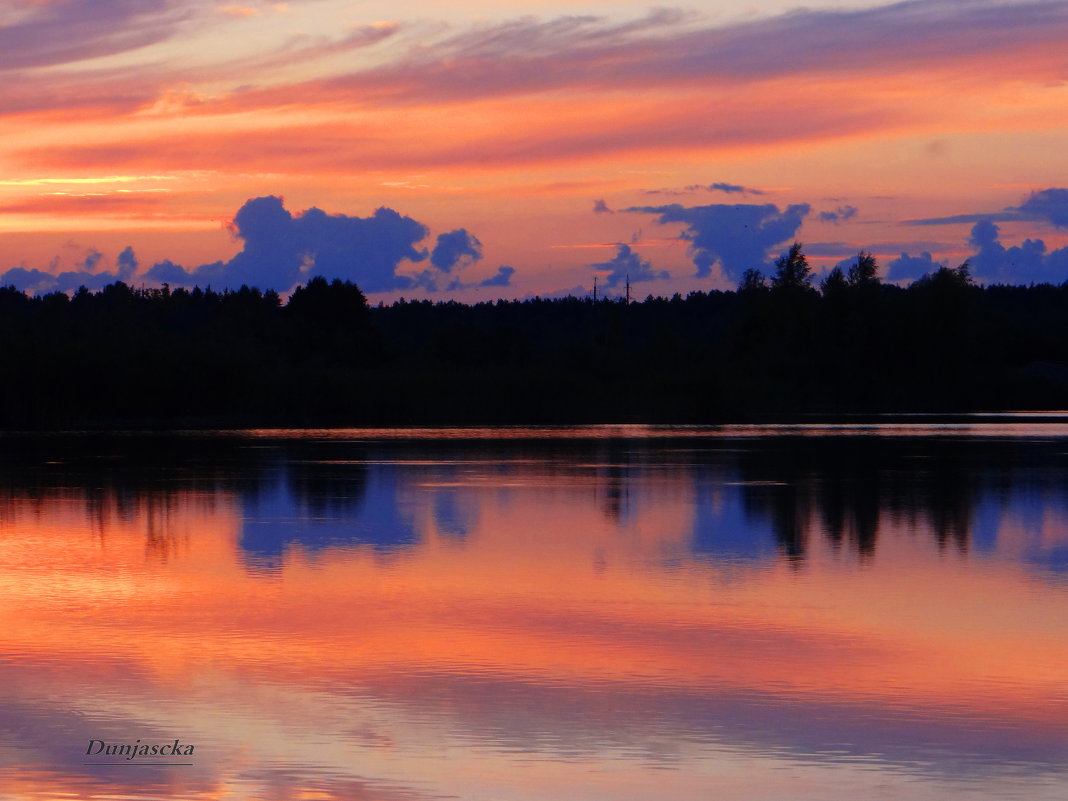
[219,4,258,17]
[0,194,168,215]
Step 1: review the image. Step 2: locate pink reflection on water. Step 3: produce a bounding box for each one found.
[0,433,1067,801]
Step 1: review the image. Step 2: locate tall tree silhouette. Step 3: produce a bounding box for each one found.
[770,243,813,291]
[820,266,848,296]
[738,268,768,293]
[847,251,880,287]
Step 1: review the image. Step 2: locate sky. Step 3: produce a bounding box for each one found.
[3,0,1068,299]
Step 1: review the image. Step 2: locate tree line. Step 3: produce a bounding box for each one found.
[2,245,1068,426]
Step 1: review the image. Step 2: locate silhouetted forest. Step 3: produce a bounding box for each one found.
[4,246,1068,426]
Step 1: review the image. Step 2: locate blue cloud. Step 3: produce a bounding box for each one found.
[1016,188,1068,229]
[3,197,502,296]
[145,196,436,292]
[967,220,1068,284]
[445,265,516,291]
[430,228,482,271]
[590,243,669,288]
[886,251,944,282]
[819,205,858,225]
[0,267,55,294]
[707,182,748,194]
[646,183,766,197]
[145,259,192,285]
[695,182,765,196]
[903,212,1020,226]
[478,265,515,287]
[626,202,809,280]
[0,247,142,294]
[117,246,138,280]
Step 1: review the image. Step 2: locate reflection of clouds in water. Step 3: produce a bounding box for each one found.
[238,461,417,569]
[339,670,1068,784]
[974,475,1068,579]
[691,472,780,565]
[6,434,1068,579]
[3,434,1068,800]
[4,650,1067,800]
[432,487,473,539]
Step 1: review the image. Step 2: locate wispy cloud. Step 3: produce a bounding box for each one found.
[904,212,1022,226]
[21,88,897,174]
[219,1,1068,109]
[0,194,168,215]
[904,188,1068,228]
[0,0,185,70]
[806,240,958,258]
[12,1,1068,174]
[819,205,858,225]
[0,175,178,186]
[645,182,766,197]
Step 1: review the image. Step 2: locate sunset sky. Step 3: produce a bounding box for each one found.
[3,0,1068,298]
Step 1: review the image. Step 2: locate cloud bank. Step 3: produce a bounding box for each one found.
[889,187,1068,284]
[0,246,138,294]
[966,219,1068,285]
[142,196,433,292]
[1,197,513,294]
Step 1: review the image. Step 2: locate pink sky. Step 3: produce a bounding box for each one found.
[2,0,1068,297]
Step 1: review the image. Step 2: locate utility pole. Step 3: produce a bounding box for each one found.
[593,275,598,302]
[625,274,631,304]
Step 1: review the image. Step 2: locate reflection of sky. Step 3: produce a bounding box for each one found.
[239,461,417,567]
[971,476,1068,578]
[2,434,1068,800]
[432,488,472,539]
[690,473,779,564]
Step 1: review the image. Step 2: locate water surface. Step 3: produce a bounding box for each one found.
[1,426,1066,800]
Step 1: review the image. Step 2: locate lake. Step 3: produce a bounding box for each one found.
[1,424,1066,800]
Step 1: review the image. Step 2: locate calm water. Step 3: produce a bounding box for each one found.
[1,425,1067,801]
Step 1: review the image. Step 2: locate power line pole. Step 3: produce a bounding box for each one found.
[625,274,631,304]
[593,275,598,302]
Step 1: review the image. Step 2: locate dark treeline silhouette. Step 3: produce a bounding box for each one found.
[5,247,1068,426]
